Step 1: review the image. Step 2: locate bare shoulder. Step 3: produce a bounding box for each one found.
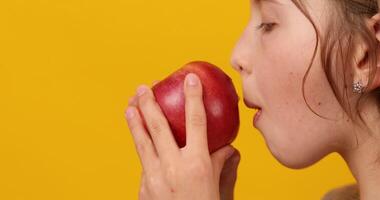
[321,184,360,200]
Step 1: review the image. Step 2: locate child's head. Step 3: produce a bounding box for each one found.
[231,0,380,169]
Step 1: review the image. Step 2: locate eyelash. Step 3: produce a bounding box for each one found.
[256,22,276,33]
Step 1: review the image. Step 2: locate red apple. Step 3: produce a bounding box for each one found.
[152,61,240,153]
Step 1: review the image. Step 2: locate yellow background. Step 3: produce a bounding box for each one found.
[0,0,355,199]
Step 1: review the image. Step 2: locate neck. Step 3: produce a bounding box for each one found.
[342,139,380,200]
[341,98,380,200]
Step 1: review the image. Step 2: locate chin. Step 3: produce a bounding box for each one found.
[275,155,317,169]
[266,140,329,170]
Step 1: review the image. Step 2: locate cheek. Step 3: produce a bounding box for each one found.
[257,21,343,123]
[258,25,316,104]
[257,61,347,168]
[254,29,348,168]
[257,38,313,118]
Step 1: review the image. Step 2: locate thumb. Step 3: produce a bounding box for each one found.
[211,145,236,176]
[219,150,240,200]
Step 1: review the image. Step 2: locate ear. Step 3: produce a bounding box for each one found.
[370,13,380,42]
[352,13,380,93]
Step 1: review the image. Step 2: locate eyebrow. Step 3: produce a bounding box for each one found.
[254,0,285,5]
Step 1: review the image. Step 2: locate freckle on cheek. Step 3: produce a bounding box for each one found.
[318,102,322,106]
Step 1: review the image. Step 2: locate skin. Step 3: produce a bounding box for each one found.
[231,0,380,199]
[126,74,240,200]
[126,0,380,199]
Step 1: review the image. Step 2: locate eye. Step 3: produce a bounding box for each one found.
[256,22,276,33]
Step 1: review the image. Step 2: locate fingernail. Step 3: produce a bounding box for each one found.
[137,86,148,97]
[186,73,199,86]
[126,107,135,120]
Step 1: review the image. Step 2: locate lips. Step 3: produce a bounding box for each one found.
[243,98,261,110]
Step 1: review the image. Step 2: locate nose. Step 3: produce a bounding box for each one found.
[230,36,250,75]
[230,56,244,73]
[231,47,252,76]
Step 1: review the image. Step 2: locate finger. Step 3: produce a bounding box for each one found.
[128,95,138,107]
[219,149,240,186]
[220,150,240,177]
[210,145,236,176]
[184,73,208,153]
[139,172,151,200]
[152,80,160,86]
[219,151,240,200]
[125,106,158,173]
[136,85,179,162]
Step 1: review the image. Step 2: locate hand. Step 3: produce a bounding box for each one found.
[125,74,239,200]
[219,149,240,200]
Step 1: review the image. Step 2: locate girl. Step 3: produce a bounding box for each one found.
[126,0,380,199]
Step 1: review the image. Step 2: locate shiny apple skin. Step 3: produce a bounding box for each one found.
[152,61,240,153]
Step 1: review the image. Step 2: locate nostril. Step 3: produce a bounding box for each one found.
[230,58,241,72]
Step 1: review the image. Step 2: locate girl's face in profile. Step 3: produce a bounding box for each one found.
[230,0,355,169]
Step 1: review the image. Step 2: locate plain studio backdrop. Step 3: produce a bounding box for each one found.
[0,0,354,199]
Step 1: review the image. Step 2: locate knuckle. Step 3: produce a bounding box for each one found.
[138,93,155,108]
[127,118,139,132]
[139,185,149,199]
[164,165,178,180]
[149,119,165,135]
[135,140,148,154]
[137,97,167,135]
[185,89,202,100]
[189,113,207,127]
[146,175,161,189]
[137,94,149,106]
[187,159,210,176]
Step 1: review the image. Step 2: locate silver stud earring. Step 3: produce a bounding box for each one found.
[352,81,365,94]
